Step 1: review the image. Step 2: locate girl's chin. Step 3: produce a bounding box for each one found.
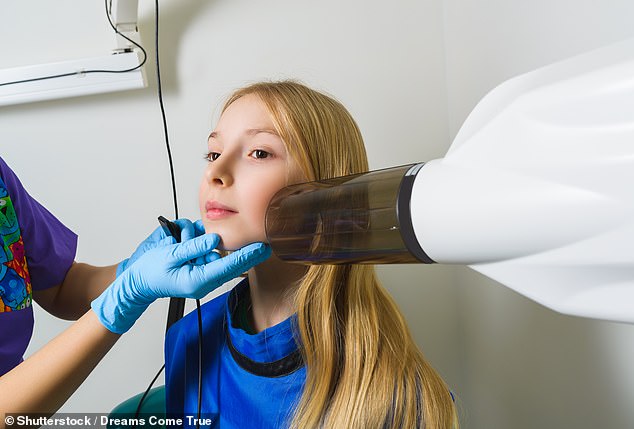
[201,220,268,250]
[215,235,268,252]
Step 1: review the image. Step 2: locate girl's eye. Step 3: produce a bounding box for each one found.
[251,149,270,160]
[205,152,220,162]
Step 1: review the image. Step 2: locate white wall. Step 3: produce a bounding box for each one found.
[1,0,459,415]
[443,1,634,428]
[3,1,634,427]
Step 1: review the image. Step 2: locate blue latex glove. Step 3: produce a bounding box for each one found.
[116,219,201,277]
[92,233,271,334]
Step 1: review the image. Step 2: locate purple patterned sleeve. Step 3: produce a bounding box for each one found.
[0,157,77,291]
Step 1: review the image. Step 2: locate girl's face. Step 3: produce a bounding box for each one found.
[199,94,304,250]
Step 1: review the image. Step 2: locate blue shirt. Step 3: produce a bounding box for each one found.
[165,279,306,429]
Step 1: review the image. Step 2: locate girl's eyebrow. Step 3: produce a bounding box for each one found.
[208,129,279,140]
[245,128,279,137]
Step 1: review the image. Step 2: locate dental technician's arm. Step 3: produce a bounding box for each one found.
[0,310,120,422]
[0,234,270,426]
[33,219,203,321]
[34,263,117,320]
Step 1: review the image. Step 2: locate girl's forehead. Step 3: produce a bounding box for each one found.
[214,96,275,131]
[224,94,268,116]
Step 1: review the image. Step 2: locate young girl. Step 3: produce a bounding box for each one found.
[165,81,458,428]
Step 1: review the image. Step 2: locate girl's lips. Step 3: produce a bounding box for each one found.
[206,208,237,220]
[205,200,237,220]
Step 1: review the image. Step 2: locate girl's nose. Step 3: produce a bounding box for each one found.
[205,156,233,187]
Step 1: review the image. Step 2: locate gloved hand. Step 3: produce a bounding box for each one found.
[92,233,271,334]
[116,219,203,277]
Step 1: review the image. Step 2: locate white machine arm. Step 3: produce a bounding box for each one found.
[266,38,634,323]
[410,38,634,323]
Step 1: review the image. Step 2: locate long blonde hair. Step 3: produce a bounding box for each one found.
[223,81,458,429]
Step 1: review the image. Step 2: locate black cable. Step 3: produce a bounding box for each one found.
[0,1,147,88]
[196,300,204,423]
[135,0,174,417]
[133,363,165,416]
[134,2,204,427]
[154,0,178,218]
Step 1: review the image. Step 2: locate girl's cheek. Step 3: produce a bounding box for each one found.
[198,181,208,213]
